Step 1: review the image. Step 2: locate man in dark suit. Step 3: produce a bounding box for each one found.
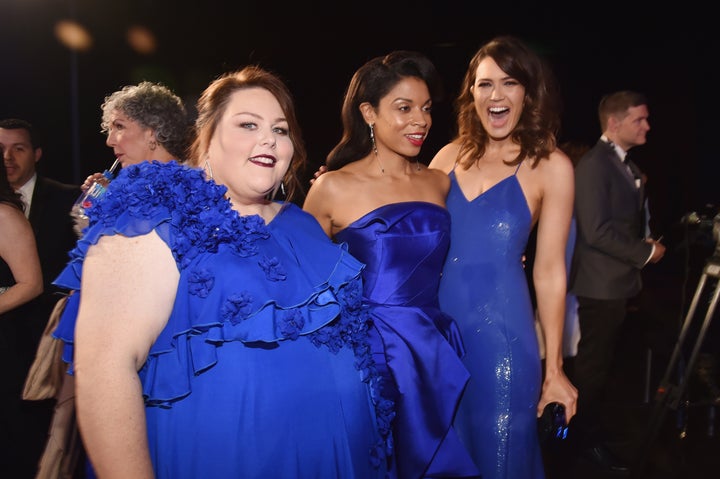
[0,118,79,478]
[568,91,665,475]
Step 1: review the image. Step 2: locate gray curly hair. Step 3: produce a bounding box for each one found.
[100,81,190,160]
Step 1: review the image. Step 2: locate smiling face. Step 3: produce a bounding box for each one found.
[471,56,526,141]
[104,109,156,167]
[368,76,432,159]
[207,87,293,205]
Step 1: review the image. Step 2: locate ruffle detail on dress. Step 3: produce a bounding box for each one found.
[141,248,370,406]
[51,161,395,458]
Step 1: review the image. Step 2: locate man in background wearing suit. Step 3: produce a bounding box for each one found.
[568,91,665,475]
[0,118,79,478]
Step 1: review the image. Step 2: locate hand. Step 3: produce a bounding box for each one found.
[645,237,666,263]
[309,165,328,186]
[81,172,106,191]
[537,369,578,424]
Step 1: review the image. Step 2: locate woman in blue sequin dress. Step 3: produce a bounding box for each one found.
[52,67,388,479]
[304,51,478,479]
[429,36,578,479]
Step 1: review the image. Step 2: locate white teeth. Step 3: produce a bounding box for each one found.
[252,157,275,165]
[489,107,508,113]
[408,134,424,139]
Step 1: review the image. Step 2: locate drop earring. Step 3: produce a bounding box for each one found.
[369,123,384,174]
[204,158,214,179]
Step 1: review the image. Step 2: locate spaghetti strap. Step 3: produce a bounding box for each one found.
[514,161,522,175]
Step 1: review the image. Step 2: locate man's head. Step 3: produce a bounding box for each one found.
[0,118,42,190]
[598,91,650,151]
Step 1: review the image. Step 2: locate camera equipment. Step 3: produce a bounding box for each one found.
[635,210,720,473]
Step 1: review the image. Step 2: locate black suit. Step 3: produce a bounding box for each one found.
[0,175,79,478]
[568,139,653,449]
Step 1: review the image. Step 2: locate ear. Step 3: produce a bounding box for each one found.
[607,115,619,133]
[34,147,42,164]
[359,102,376,124]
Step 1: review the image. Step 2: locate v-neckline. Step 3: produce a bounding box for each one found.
[450,170,518,203]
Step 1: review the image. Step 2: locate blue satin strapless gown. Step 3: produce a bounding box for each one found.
[438,170,545,479]
[336,202,480,479]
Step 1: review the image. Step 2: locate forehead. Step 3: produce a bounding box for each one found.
[225,87,284,118]
[0,127,32,146]
[624,104,649,121]
[382,76,430,102]
[475,56,506,78]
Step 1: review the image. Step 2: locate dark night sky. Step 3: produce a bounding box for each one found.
[1,1,716,238]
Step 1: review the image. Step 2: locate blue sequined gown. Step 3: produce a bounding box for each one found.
[52,161,389,479]
[438,168,545,479]
[336,202,479,479]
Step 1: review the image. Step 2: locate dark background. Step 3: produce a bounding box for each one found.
[1,0,716,238]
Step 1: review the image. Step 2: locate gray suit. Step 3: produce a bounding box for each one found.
[570,139,652,299]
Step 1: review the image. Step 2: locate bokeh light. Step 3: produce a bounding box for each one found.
[127,25,156,55]
[54,20,93,51]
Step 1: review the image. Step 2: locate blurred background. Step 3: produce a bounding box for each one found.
[1,0,715,236]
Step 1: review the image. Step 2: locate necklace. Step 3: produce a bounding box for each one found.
[373,153,422,174]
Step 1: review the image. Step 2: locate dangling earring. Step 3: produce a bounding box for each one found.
[280,181,286,196]
[369,123,384,174]
[204,158,214,180]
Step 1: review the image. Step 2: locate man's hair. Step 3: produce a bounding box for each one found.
[0,118,41,149]
[598,91,647,132]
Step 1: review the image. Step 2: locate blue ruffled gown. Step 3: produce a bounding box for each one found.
[438,168,545,479]
[52,161,389,479]
[335,202,480,479]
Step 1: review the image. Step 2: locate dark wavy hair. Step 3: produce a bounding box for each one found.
[454,35,560,169]
[326,50,443,171]
[189,65,307,203]
[100,81,190,160]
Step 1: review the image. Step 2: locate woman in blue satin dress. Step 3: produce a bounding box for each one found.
[304,51,479,479]
[429,36,578,479]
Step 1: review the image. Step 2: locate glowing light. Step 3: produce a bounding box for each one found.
[54,20,93,51]
[127,25,156,55]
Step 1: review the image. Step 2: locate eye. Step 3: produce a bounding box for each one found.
[239,122,257,130]
[504,79,520,87]
[422,104,433,113]
[273,126,289,136]
[477,81,492,88]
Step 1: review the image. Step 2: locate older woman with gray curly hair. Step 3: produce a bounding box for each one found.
[101,81,190,167]
[73,81,190,232]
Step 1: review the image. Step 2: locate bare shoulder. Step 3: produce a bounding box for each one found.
[429,142,461,173]
[0,203,29,232]
[307,168,354,198]
[535,148,574,177]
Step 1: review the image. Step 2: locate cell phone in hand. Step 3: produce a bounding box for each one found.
[538,402,568,442]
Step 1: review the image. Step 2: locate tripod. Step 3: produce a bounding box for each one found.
[633,253,720,475]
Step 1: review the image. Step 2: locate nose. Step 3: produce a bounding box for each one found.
[259,129,277,149]
[105,131,116,147]
[411,110,430,128]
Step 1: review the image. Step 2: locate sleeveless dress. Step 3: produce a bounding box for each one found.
[438,166,545,479]
[51,161,389,479]
[335,202,480,479]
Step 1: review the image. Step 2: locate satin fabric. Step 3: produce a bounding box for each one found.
[336,202,479,479]
[438,170,546,479]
